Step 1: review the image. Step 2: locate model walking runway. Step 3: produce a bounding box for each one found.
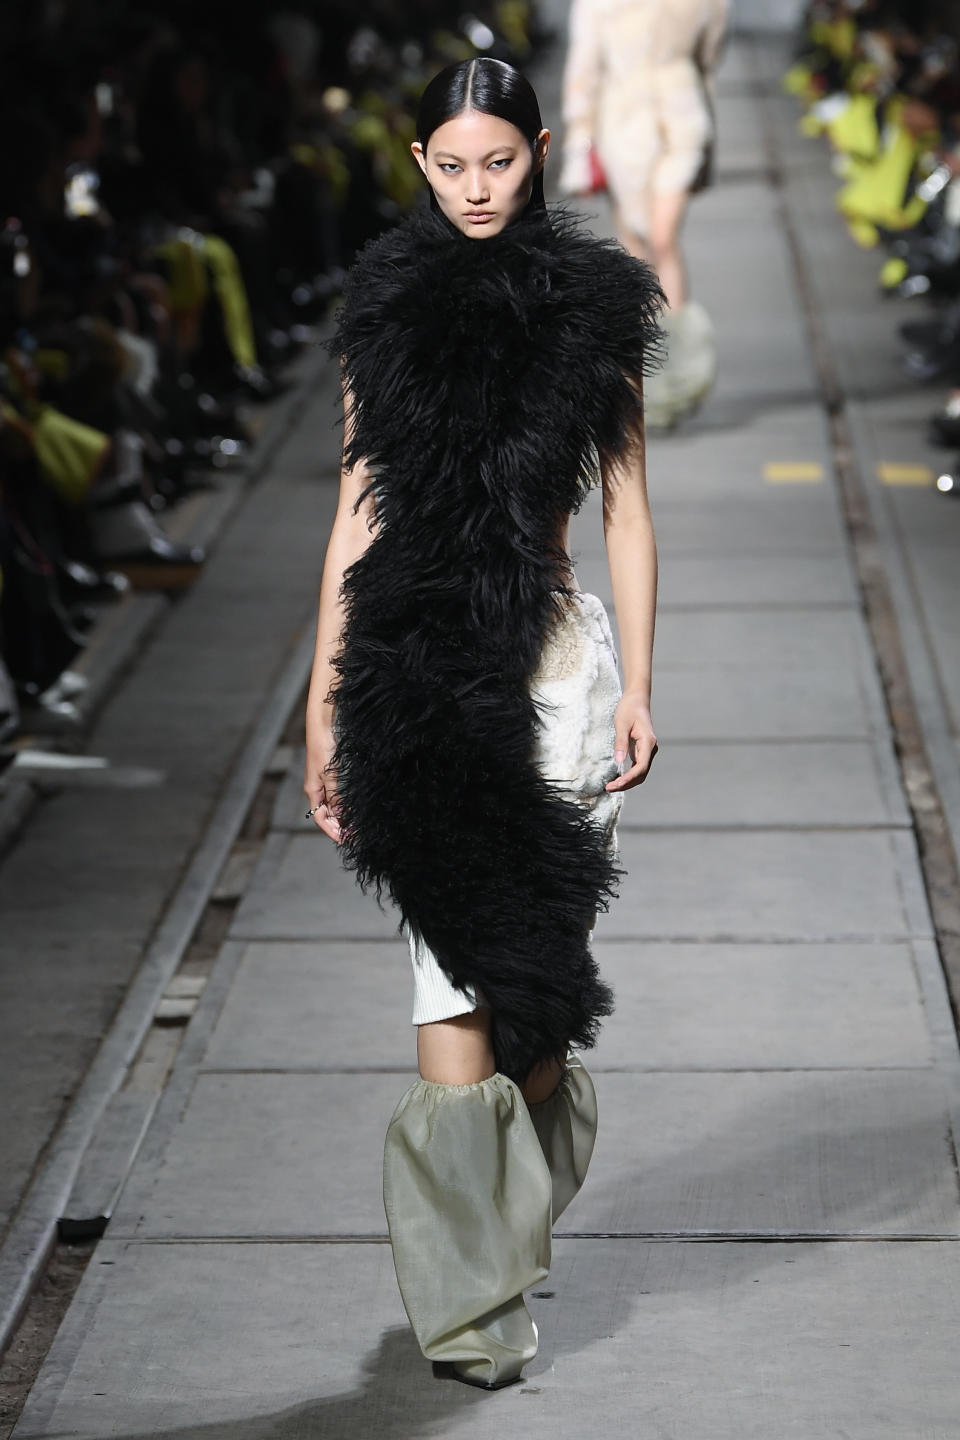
[304,55,663,1388]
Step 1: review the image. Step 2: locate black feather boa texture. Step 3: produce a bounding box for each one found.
[325,202,665,1082]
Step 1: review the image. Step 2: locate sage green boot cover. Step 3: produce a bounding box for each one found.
[528,1054,599,1222]
[382,1073,553,1389]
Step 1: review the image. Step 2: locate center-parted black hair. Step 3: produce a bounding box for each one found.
[416,57,546,212]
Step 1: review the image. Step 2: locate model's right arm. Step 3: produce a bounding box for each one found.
[303,377,377,842]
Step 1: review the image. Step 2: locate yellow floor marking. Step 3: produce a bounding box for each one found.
[763,462,824,483]
[876,463,934,487]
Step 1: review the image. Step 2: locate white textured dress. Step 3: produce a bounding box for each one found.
[409,589,624,1024]
[560,0,730,237]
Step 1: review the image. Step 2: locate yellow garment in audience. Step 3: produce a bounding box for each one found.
[827,93,880,161]
[1,398,108,507]
[836,119,927,234]
[30,404,110,507]
[155,232,257,370]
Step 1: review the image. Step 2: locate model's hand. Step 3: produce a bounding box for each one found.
[605,693,658,791]
[304,723,343,843]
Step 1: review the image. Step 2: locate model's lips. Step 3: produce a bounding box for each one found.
[465,212,494,223]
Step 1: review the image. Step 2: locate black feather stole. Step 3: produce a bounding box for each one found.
[326,203,665,1082]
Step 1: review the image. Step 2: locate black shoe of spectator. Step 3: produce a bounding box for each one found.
[56,556,131,603]
[89,495,205,591]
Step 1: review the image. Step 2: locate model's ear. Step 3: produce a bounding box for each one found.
[534,127,551,171]
[411,141,428,177]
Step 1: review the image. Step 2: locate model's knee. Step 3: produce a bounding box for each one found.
[417,1009,496,1084]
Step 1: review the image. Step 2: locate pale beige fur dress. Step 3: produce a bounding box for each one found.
[560,0,730,236]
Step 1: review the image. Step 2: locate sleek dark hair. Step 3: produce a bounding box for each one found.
[415,57,546,212]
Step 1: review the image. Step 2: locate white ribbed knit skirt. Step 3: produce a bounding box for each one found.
[408,590,624,1025]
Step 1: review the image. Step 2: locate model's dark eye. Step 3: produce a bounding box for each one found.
[438,163,462,174]
[490,158,511,170]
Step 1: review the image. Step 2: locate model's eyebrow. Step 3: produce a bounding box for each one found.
[433,147,517,162]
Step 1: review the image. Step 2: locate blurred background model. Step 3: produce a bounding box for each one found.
[559,0,730,429]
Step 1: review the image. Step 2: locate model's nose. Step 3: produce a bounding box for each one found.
[465,171,490,204]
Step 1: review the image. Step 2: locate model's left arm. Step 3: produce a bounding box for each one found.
[576,231,664,791]
[602,393,659,792]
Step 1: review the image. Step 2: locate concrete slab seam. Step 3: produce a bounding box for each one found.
[225,831,295,937]
[232,930,933,944]
[845,615,915,823]
[107,941,251,1234]
[616,822,912,833]
[909,939,960,1177]
[80,1228,960,1245]
[191,1063,949,1075]
[889,829,940,942]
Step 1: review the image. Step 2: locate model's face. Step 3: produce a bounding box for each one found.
[412,109,550,238]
